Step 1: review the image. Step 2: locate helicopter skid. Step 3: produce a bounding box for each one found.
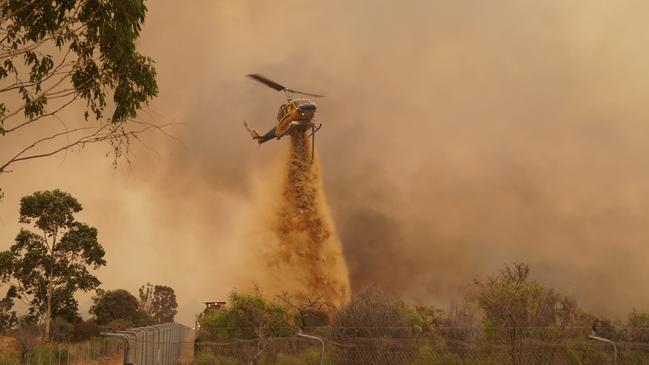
[290,120,315,129]
[279,120,315,138]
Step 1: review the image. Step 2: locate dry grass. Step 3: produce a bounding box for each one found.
[83,352,124,365]
[0,335,19,353]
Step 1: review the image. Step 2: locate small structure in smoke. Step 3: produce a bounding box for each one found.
[194,300,226,331]
[203,301,227,312]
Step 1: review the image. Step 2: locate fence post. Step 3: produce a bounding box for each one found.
[101,323,191,365]
[101,332,135,365]
[297,331,325,365]
[589,335,618,365]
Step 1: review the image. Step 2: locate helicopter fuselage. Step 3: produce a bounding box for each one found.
[275,98,317,138]
[244,74,324,145]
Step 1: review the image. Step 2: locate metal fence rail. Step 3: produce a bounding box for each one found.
[193,337,649,365]
[102,322,193,365]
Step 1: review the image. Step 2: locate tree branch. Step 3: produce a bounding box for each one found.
[2,93,78,134]
[0,121,178,173]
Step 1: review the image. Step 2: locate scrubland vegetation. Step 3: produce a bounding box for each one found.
[194,264,649,365]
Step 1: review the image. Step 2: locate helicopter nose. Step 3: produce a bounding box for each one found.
[298,103,317,111]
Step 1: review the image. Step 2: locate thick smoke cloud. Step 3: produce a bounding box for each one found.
[2,0,649,324]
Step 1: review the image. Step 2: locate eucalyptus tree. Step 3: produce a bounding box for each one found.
[0,189,106,341]
[139,283,178,324]
[0,0,160,175]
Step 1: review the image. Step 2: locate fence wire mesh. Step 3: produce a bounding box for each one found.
[0,336,124,365]
[194,333,649,365]
[101,322,193,365]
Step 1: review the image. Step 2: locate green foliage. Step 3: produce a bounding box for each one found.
[9,321,41,362]
[0,351,20,365]
[50,317,75,342]
[627,309,649,342]
[409,346,463,365]
[200,290,295,341]
[0,251,18,335]
[409,345,436,365]
[395,299,424,336]
[0,289,17,334]
[44,317,99,342]
[3,343,70,365]
[69,319,100,342]
[266,348,329,365]
[194,350,239,365]
[138,283,178,324]
[332,286,421,339]
[565,340,612,365]
[471,263,580,365]
[473,263,577,341]
[0,190,105,340]
[18,190,82,232]
[618,350,649,365]
[106,318,135,331]
[0,0,157,126]
[90,289,151,327]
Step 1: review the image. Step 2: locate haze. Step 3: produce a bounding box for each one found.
[2,0,649,325]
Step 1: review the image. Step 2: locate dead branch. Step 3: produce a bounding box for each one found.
[0,121,178,173]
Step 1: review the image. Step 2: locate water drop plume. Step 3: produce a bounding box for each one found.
[239,128,350,308]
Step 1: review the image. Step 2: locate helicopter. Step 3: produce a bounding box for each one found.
[243,74,324,147]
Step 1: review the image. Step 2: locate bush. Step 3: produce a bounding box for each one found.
[199,291,295,341]
[106,319,134,331]
[50,317,75,342]
[258,347,329,365]
[565,340,612,365]
[627,310,649,342]
[91,289,152,327]
[618,350,649,365]
[332,286,422,339]
[194,349,238,365]
[70,319,100,342]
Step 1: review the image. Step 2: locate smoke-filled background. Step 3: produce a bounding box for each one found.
[2,0,649,325]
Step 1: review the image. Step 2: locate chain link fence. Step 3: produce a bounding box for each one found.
[101,323,193,365]
[0,336,124,365]
[193,332,649,365]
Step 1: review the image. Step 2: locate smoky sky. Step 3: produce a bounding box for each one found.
[3,0,649,325]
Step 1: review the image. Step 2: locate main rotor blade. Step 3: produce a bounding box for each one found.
[286,89,325,98]
[247,74,286,91]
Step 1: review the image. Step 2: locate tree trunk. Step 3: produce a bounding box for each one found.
[45,231,57,342]
[45,284,52,342]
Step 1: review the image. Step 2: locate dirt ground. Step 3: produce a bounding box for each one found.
[176,330,196,365]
